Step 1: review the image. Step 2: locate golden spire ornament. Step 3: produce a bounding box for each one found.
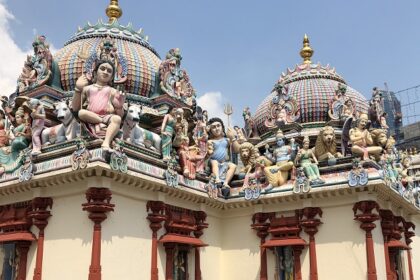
[106,0,123,23]
[300,34,314,64]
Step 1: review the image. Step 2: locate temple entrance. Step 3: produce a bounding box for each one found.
[173,245,189,280]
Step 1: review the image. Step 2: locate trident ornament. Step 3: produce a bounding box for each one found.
[224,103,233,128]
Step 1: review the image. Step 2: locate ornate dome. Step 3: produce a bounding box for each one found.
[54,15,161,97]
[253,35,369,135]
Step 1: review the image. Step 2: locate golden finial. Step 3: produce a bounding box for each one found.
[106,0,122,23]
[300,34,314,64]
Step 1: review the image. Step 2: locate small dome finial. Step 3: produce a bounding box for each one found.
[300,34,314,64]
[106,0,122,23]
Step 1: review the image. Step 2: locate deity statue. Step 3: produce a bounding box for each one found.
[295,136,325,185]
[381,146,399,185]
[265,83,300,128]
[206,117,240,194]
[0,107,32,176]
[72,60,126,152]
[328,83,349,120]
[398,153,414,187]
[192,107,208,173]
[0,110,9,148]
[313,126,342,161]
[17,36,54,93]
[242,107,258,138]
[172,108,189,148]
[82,35,128,87]
[177,137,204,180]
[233,126,247,144]
[263,129,297,190]
[27,99,46,156]
[349,113,382,161]
[368,87,384,128]
[161,106,177,162]
[159,48,195,105]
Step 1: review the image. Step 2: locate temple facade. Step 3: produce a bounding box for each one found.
[0,1,419,280]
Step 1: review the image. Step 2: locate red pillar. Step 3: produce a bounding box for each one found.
[193,211,208,280]
[251,213,272,280]
[16,241,31,280]
[146,201,166,280]
[164,244,175,280]
[299,207,322,280]
[353,201,380,280]
[82,188,115,280]
[403,220,415,280]
[29,197,53,280]
[293,246,303,280]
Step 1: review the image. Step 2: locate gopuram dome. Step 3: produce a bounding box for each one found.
[54,1,161,97]
[253,35,369,136]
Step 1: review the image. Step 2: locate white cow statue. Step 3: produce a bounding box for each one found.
[42,101,80,145]
[122,104,161,153]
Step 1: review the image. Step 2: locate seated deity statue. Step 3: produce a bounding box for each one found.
[263,129,297,190]
[295,136,325,185]
[206,117,240,191]
[349,113,382,161]
[72,60,125,152]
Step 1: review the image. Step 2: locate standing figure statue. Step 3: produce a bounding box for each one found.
[161,106,177,162]
[72,60,126,152]
[263,129,297,190]
[0,107,32,176]
[207,117,240,195]
[0,110,9,148]
[28,99,46,156]
[349,113,382,161]
[295,136,325,185]
[193,107,208,173]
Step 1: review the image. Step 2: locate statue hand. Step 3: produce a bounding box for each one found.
[226,127,236,140]
[75,75,89,92]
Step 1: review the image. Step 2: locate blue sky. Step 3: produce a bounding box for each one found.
[2,0,420,125]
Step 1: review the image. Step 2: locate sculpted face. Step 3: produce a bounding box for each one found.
[303,140,310,149]
[276,137,285,147]
[96,62,113,84]
[322,129,334,145]
[15,114,23,125]
[358,114,369,129]
[240,148,250,159]
[210,121,223,138]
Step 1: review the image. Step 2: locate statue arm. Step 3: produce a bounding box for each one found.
[111,89,126,110]
[73,75,89,112]
[161,114,169,135]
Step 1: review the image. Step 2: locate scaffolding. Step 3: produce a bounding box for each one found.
[395,84,420,126]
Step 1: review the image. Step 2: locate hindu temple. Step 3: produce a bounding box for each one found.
[0,1,419,280]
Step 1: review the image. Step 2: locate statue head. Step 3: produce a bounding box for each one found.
[93,60,115,86]
[208,118,225,139]
[275,129,285,147]
[356,113,369,129]
[15,107,25,125]
[303,136,310,149]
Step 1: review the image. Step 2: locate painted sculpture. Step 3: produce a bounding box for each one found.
[159,48,195,105]
[172,108,189,148]
[328,83,355,120]
[239,142,266,200]
[265,83,300,128]
[17,36,54,93]
[161,106,177,162]
[0,107,31,176]
[41,101,80,145]
[28,99,45,156]
[263,129,296,190]
[313,126,342,161]
[122,104,161,152]
[206,117,240,197]
[349,113,382,161]
[295,136,325,185]
[192,107,208,174]
[177,137,203,180]
[242,107,258,138]
[73,60,126,152]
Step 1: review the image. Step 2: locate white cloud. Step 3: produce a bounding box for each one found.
[197,91,238,128]
[0,3,28,95]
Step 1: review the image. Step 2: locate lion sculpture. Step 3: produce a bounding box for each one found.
[371,129,395,150]
[313,126,342,161]
[239,142,260,174]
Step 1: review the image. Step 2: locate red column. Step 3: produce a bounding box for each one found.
[379,210,395,280]
[403,221,415,280]
[29,197,53,280]
[146,201,166,280]
[293,246,303,280]
[299,207,322,280]
[193,211,208,280]
[353,201,380,280]
[251,213,272,280]
[16,241,31,280]
[164,244,175,280]
[82,188,115,280]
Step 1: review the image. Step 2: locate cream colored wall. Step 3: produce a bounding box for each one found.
[409,215,420,278]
